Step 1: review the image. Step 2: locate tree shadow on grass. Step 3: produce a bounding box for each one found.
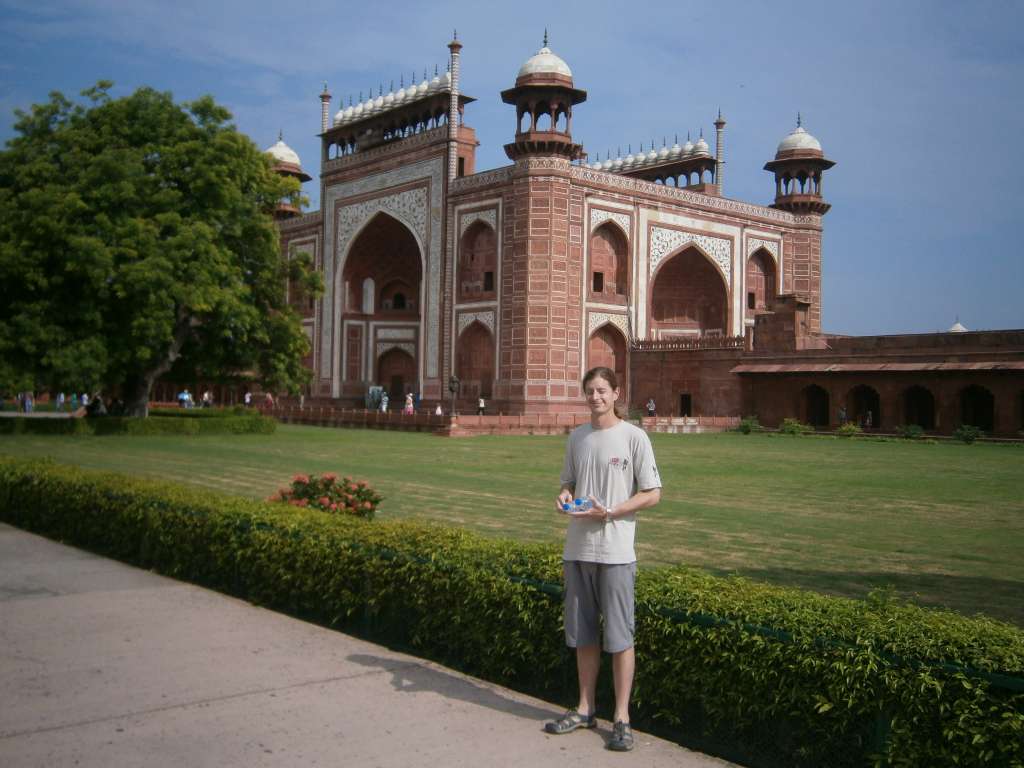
[345,653,558,724]
[726,567,1024,628]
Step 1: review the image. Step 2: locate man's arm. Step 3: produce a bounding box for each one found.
[585,487,660,522]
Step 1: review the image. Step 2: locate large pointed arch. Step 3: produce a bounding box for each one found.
[649,244,729,336]
[337,211,425,315]
[744,247,777,319]
[457,220,498,302]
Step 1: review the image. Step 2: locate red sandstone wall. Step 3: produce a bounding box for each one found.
[630,349,745,418]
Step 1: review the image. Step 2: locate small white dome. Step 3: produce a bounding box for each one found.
[333,108,347,126]
[777,125,822,154]
[612,155,624,171]
[441,70,452,89]
[395,84,407,104]
[602,158,615,171]
[383,89,395,108]
[517,45,573,79]
[429,71,442,92]
[622,151,635,168]
[417,76,430,97]
[373,92,385,112]
[266,138,301,167]
[948,320,968,333]
[682,137,695,156]
[657,144,670,161]
[647,147,659,163]
[669,140,682,158]
[694,136,710,155]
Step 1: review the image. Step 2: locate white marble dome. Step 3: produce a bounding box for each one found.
[266,137,301,167]
[517,45,573,79]
[777,125,823,154]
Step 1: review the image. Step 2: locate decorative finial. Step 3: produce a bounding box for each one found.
[687,130,691,140]
[349,95,353,105]
[435,64,439,75]
[390,80,394,91]
[453,28,458,40]
[379,83,383,95]
[662,137,666,147]
[674,133,678,143]
[797,112,802,128]
[322,81,328,93]
[278,129,283,141]
[718,107,722,119]
[400,75,404,87]
[543,28,548,47]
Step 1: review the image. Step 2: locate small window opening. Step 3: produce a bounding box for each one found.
[748,292,756,310]
[483,271,494,292]
[392,293,406,310]
[680,393,693,417]
[457,157,465,177]
[592,272,604,293]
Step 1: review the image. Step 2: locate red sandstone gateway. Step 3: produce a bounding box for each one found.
[172,33,1019,437]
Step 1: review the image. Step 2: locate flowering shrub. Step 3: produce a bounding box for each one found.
[268,472,382,519]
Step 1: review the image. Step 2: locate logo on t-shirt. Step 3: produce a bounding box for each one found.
[609,456,630,471]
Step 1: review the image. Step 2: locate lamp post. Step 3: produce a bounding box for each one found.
[448,376,459,417]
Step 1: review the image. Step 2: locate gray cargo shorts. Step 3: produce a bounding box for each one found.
[562,560,637,654]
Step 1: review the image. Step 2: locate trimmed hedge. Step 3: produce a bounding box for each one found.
[0,457,1021,767]
[0,413,275,436]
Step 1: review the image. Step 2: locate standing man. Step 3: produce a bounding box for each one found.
[546,366,661,752]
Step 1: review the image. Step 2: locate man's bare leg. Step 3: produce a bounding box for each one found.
[575,643,601,715]
[611,646,635,723]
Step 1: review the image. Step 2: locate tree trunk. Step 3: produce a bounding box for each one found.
[121,313,192,418]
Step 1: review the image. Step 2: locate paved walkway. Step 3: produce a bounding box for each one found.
[0,524,734,767]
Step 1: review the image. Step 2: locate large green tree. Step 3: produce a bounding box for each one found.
[0,83,320,415]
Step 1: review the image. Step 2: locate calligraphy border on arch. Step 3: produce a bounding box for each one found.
[457,310,495,337]
[590,208,632,237]
[458,209,497,240]
[588,311,629,338]
[649,226,732,287]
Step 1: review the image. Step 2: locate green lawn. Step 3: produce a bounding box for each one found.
[2,426,1023,626]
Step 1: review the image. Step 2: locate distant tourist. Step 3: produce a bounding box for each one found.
[81,393,89,407]
[403,393,414,415]
[380,392,389,413]
[838,406,847,425]
[56,392,65,411]
[202,390,213,408]
[646,397,656,417]
[244,391,252,407]
[435,404,443,416]
[477,396,486,416]
[865,410,873,428]
[264,391,275,408]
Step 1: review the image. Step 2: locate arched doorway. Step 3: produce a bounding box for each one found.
[377,347,416,400]
[457,221,497,302]
[455,321,495,400]
[588,323,628,401]
[801,384,829,428]
[650,246,728,336]
[903,386,935,430]
[848,384,880,428]
[341,213,422,390]
[960,385,994,431]
[589,223,628,300]
[744,248,777,320]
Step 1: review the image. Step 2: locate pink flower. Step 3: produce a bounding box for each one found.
[297,499,308,507]
[292,474,309,485]
[318,496,330,507]
[330,503,338,511]
[322,472,338,483]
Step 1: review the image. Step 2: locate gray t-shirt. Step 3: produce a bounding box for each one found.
[560,420,661,564]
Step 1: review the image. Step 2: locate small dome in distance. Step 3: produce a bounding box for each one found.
[266,134,302,168]
[517,32,573,80]
[948,319,969,333]
[776,114,823,155]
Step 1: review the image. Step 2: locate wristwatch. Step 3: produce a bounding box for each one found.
[604,507,613,523]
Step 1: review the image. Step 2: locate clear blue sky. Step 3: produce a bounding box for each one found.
[2,0,1021,335]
